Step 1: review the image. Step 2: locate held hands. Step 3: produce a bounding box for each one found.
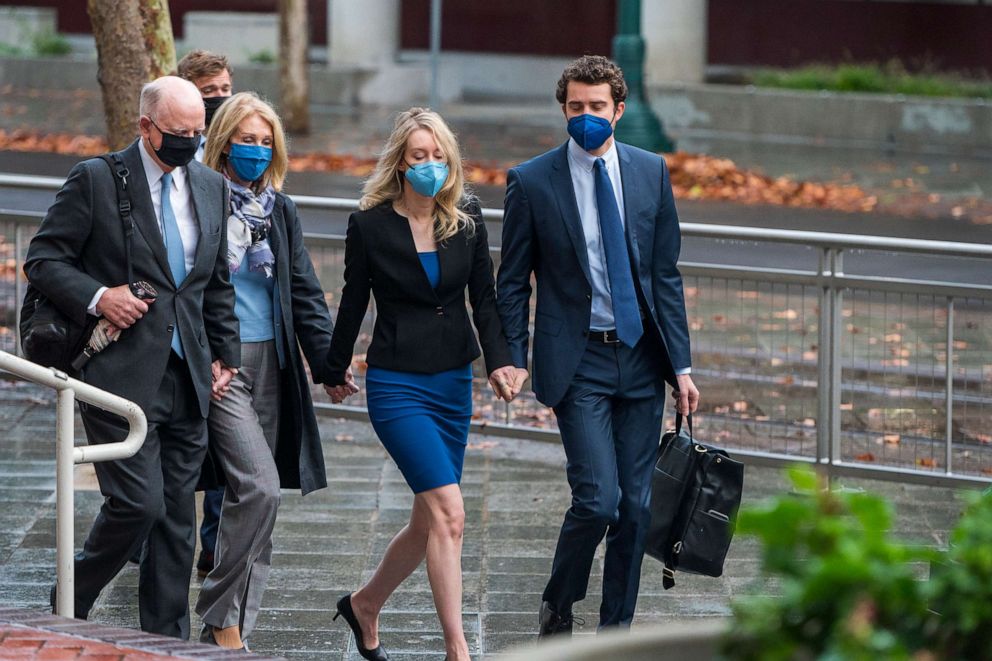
[489,366,528,402]
[95,284,153,329]
[672,373,700,416]
[324,367,360,404]
[210,360,239,402]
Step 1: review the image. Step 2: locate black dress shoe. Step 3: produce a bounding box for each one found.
[538,601,578,638]
[333,593,389,661]
[49,584,88,620]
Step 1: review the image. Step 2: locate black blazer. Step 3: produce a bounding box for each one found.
[24,140,240,418]
[324,201,512,385]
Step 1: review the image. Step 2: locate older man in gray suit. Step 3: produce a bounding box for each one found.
[25,76,241,639]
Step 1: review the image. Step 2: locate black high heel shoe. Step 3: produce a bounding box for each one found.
[333,593,389,661]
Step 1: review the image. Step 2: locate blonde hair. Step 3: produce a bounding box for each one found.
[203,91,288,192]
[360,107,472,242]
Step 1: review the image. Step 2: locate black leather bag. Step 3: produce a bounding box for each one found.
[19,285,96,373]
[20,152,134,373]
[645,414,744,589]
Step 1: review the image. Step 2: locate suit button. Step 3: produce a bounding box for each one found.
[436,306,444,316]
[585,293,592,301]
[167,324,174,332]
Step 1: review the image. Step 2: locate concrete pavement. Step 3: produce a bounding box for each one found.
[0,378,967,659]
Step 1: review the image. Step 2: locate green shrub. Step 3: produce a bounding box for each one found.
[247,49,276,65]
[31,30,71,57]
[722,467,992,660]
[752,62,992,100]
[0,42,24,56]
[927,489,992,658]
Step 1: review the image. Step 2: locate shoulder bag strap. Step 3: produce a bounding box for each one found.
[99,153,135,287]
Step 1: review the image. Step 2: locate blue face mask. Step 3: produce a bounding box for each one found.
[228,143,272,182]
[567,113,615,151]
[404,161,449,198]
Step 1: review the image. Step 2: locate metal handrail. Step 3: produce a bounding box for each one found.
[3,173,991,488]
[4,171,992,260]
[0,351,147,618]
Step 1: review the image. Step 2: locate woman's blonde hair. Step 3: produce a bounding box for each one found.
[360,107,472,241]
[203,91,289,191]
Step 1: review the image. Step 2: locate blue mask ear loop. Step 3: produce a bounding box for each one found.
[601,107,619,136]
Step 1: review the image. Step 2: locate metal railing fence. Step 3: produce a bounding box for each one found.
[2,173,991,488]
[0,351,146,618]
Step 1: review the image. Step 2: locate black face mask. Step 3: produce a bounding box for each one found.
[203,95,230,128]
[149,119,199,168]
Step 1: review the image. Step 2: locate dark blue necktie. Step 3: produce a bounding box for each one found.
[160,172,187,358]
[594,157,643,347]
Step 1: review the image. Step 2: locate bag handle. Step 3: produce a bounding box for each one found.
[665,411,696,590]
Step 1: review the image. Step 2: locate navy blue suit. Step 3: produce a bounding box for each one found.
[497,141,692,626]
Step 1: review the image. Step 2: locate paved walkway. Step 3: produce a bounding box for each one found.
[0,379,966,659]
[0,608,283,659]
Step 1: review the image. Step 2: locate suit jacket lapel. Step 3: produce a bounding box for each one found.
[436,232,456,296]
[122,140,173,281]
[269,194,285,279]
[616,143,643,276]
[549,144,592,285]
[394,209,440,302]
[186,161,214,281]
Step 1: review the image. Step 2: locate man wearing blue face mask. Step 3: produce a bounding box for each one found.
[497,55,700,636]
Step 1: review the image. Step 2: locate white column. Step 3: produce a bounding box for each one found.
[642,0,708,85]
[328,0,400,66]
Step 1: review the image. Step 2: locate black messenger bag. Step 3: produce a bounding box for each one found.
[645,413,744,589]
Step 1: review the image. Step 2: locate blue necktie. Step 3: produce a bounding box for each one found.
[594,158,643,347]
[160,172,187,358]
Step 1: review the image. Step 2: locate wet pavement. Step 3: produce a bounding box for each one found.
[0,378,968,660]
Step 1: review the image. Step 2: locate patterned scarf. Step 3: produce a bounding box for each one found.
[227,179,276,278]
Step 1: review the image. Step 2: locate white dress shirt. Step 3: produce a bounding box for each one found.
[566,137,690,375]
[88,140,201,314]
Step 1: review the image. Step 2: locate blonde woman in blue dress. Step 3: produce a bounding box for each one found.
[324,108,526,661]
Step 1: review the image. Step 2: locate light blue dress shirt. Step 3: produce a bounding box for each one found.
[566,138,691,375]
[567,138,624,333]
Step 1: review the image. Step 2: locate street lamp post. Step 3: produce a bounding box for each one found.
[612,0,675,152]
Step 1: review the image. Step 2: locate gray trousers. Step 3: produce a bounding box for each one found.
[195,341,282,637]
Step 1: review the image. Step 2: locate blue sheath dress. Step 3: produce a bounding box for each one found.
[365,251,474,493]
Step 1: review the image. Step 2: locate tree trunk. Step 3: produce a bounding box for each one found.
[279,0,310,134]
[87,0,176,150]
[138,0,177,80]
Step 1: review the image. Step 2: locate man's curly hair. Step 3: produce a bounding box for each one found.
[555,55,628,106]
